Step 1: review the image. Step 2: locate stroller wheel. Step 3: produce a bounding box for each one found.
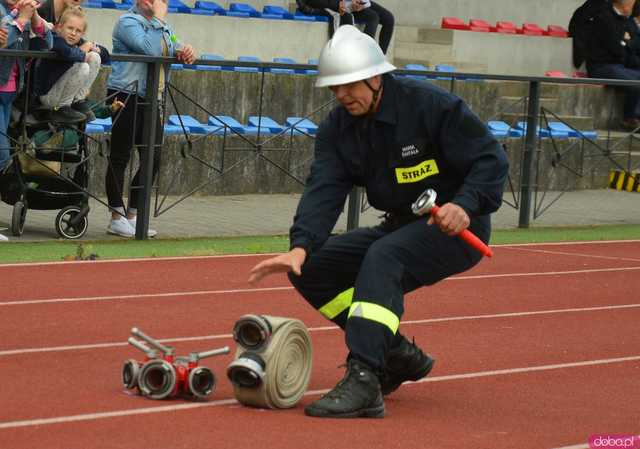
[11,201,27,237]
[55,205,89,240]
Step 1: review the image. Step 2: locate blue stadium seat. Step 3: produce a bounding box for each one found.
[270,57,296,75]
[230,2,261,16]
[302,58,319,75]
[403,64,430,80]
[263,5,293,19]
[285,117,318,135]
[189,53,224,71]
[89,117,113,132]
[235,56,261,72]
[293,12,316,21]
[516,121,551,138]
[171,63,184,70]
[487,120,523,138]
[85,123,104,134]
[194,0,225,14]
[208,115,264,135]
[248,116,284,133]
[168,114,220,134]
[435,64,456,80]
[168,0,191,13]
[547,121,597,139]
[164,124,184,135]
[191,9,215,15]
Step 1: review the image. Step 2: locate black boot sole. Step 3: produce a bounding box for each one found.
[381,357,435,396]
[304,403,385,419]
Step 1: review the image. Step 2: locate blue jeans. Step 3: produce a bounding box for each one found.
[0,91,16,170]
[587,63,640,119]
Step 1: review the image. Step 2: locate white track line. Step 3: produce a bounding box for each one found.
[1,303,638,357]
[2,266,640,307]
[502,246,640,263]
[0,355,638,430]
[1,240,638,269]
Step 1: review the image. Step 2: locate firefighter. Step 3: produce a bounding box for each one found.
[249,25,509,418]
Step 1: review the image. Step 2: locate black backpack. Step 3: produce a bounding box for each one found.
[569,0,610,68]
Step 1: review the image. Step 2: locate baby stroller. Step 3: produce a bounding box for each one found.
[0,111,91,239]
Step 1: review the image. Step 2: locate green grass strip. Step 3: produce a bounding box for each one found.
[0,224,638,264]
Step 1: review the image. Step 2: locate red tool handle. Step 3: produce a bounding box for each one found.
[430,205,493,258]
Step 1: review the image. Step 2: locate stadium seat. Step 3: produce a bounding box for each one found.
[572,71,588,78]
[495,21,518,34]
[403,63,430,80]
[487,121,523,138]
[229,3,260,17]
[262,5,293,19]
[545,70,569,78]
[164,124,184,135]
[521,23,544,36]
[194,0,225,14]
[192,54,224,71]
[171,63,184,70]
[270,57,296,75]
[248,116,284,133]
[469,19,492,32]
[303,58,319,75]
[435,64,456,80]
[208,115,263,135]
[516,121,551,137]
[168,115,217,134]
[168,0,191,13]
[547,25,569,38]
[235,56,261,72]
[285,117,318,135]
[89,117,113,132]
[441,17,469,30]
[191,8,215,15]
[547,122,597,139]
[85,123,104,134]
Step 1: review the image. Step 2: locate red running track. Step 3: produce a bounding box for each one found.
[0,241,639,449]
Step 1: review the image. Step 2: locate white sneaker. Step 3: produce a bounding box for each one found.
[0,233,8,242]
[128,217,157,238]
[107,216,135,238]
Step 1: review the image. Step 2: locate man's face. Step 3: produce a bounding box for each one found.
[616,0,636,16]
[329,77,379,116]
[57,16,85,46]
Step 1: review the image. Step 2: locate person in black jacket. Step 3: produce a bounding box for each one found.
[585,0,640,129]
[34,6,105,123]
[296,0,394,53]
[248,26,509,418]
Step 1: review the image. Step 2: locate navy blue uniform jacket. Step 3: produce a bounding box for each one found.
[290,74,510,254]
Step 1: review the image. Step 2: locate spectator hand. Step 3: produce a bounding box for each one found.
[248,247,307,286]
[427,202,470,236]
[15,0,37,22]
[176,44,196,65]
[79,41,93,53]
[110,100,125,113]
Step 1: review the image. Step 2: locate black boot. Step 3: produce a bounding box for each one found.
[305,358,385,418]
[380,335,434,395]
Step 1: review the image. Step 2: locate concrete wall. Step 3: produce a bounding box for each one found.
[451,31,574,76]
[84,9,328,62]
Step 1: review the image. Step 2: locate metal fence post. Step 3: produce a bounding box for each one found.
[518,80,540,228]
[346,187,361,230]
[135,61,161,240]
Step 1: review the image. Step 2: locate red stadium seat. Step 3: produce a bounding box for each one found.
[441,16,469,30]
[522,22,545,36]
[495,21,518,34]
[545,70,569,78]
[547,24,569,38]
[572,71,588,78]
[469,18,492,32]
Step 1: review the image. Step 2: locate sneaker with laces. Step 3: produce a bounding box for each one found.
[107,216,135,237]
[127,217,157,237]
[304,358,385,418]
[380,335,434,396]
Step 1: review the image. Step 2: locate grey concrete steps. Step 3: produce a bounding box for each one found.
[394,26,453,45]
[497,96,559,113]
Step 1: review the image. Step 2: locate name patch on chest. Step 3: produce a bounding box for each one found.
[395,159,440,184]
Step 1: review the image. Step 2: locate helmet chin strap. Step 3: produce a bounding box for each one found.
[363,77,382,116]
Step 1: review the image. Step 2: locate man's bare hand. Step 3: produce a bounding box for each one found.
[176,44,196,65]
[427,202,470,236]
[248,247,307,286]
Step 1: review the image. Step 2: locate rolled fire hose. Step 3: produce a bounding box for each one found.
[227,315,312,409]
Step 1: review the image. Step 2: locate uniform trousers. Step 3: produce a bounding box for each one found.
[288,218,487,370]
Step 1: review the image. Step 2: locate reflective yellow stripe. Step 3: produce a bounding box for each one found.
[348,301,400,334]
[395,159,439,184]
[318,288,353,320]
